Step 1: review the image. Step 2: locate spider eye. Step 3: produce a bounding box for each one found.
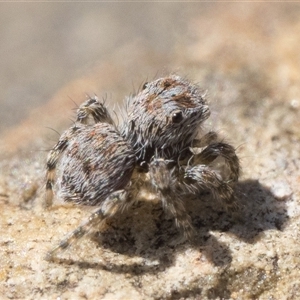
[142,82,148,90]
[171,110,183,123]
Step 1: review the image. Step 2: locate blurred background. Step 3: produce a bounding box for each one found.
[0,3,201,132]
[0,3,299,153]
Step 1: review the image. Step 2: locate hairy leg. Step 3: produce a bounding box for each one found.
[76,97,114,125]
[149,157,195,239]
[192,131,219,148]
[45,126,81,207]
[191,141,240,183]
[184,164,238,211]
[45,189,133,261]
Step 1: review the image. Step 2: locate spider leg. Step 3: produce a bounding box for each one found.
[45,126,80,207]
[181,139,240,211]
[45,189,133,261]
[184,164,238,211]
[149,157,195,239]
[191,141,240,183]
[76,97,114,125]
[192,131,218,148]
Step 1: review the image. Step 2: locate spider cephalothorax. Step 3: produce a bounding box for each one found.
[45,75,240,261]
[123,75,210,164]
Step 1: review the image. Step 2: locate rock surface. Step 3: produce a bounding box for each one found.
[0,3,300,299]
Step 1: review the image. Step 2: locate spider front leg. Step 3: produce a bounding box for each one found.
[191,141,240,184]
[46,189,133,261]
[184,141,240,210]
[184,164,237,210]
[192,131,219,148]
[149,157,195,239]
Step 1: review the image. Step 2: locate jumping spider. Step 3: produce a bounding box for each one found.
[45,75,240,260]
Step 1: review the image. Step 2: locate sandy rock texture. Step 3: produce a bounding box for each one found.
[0,3,299,299]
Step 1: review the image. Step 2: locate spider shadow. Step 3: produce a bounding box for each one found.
[201,179,289,241]
[178,178,289,300]
[53,201,187,275]
[186,178,289,268]
[54,179,288,275]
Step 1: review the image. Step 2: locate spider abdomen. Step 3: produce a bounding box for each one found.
[56,123,135,206]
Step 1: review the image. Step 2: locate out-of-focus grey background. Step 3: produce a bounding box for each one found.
[2,3,299,153]
[0,3,206,133]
